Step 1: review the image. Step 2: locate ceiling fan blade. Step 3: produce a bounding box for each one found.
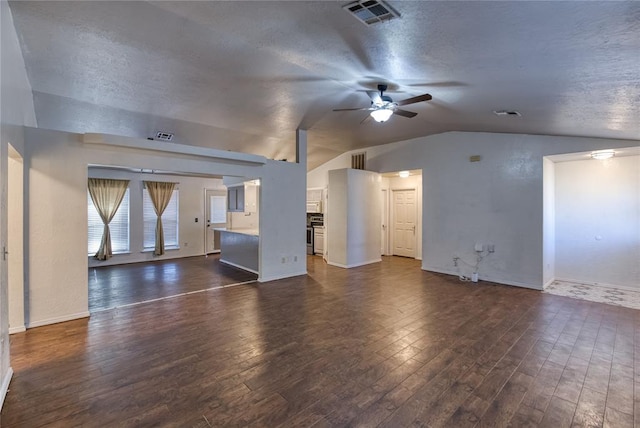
[332,107,371,112]
[393,109,418,118]
[396,93,432,106]
[366,91,383,105]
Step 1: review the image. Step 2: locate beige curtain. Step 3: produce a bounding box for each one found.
[145,181,177,256]
[88,178,129,261]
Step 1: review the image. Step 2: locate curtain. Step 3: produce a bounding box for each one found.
[145,181,177,256]
[88,178,129,261]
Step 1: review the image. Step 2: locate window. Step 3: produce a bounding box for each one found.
[143,188,179,249]
[210,195,226,224]
[88,189,130,255]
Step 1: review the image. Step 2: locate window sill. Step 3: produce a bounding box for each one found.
[87,251,130,257]
[141,246,180,253]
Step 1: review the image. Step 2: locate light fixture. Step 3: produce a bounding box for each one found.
[398,170,410,178]
[591,150,615,160]
[370,108,393,123]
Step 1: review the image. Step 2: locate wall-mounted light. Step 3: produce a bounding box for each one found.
[398,170,410,178]
[370,108,393,123]
[591,150,615,160]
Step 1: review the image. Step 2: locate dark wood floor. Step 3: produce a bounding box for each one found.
[88,254,257,311]
[3,256,639,427]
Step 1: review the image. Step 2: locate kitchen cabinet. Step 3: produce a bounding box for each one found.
[307,188,323,202]
[227,186,245,212]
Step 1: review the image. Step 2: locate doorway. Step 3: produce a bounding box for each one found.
[544,149,640,291]
[205,189,227,254]
[392,189,417,258]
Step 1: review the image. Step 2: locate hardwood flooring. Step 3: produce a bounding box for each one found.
[88,254,257,311]
[3,256,639,427]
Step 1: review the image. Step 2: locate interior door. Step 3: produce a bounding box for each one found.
[392,189,416,258]
[205,189,227,254]
[381,189,388,255]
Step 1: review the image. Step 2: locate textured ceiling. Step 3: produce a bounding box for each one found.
[9,1,640,169]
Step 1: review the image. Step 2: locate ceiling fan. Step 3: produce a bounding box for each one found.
[333,84,432,123]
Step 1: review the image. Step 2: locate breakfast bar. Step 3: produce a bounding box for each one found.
[215,228,259,274]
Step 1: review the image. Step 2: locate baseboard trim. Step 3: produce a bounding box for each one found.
[543,278,556,290]
[259,271,308,283]
[327,258,382,269]
[423,267,543,290]
[219,259,259,275]
[8,326,26,335]
[1,367,13,411]
[27,311,90,329]
[555,277,640,293]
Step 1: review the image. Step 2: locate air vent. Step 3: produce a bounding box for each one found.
[351,152,367,170]
[344,0,400,26]
[155,132,174,141]
[493,110,521,117]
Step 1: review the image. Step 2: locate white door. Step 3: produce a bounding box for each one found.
[392,189,416,258]
[205,190,227,254]
[381,189,388,255]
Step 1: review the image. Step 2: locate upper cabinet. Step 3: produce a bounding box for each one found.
[227,185,245,212]
[228,182,259,213]
[307,188,323,202]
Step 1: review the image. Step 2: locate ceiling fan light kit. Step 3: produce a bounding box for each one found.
[333,83,431,124]
[370,109,394,122]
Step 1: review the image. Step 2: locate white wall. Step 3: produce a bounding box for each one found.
[258,159,307,281]
[327,168,381,268]
[308,132,640,289]
[554,155,640,289]
[87,168,226,268]
[24,127,306,327]
[0,0,37,408]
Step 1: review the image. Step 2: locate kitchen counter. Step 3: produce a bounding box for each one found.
[213,227,259,237]
[215,228,259,274]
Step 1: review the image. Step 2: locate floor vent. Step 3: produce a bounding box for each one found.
[343,0,400,26]
[155,132,174,141]
[352,152,367,170]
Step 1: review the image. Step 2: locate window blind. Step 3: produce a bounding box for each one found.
[143,189,179,249]
[210,195,227,224]
[88,189,130,255]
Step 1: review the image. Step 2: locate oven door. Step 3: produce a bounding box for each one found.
[306,227,314,254]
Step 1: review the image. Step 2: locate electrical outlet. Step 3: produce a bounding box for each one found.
[474,243,483,252]
[281,257,286,263]
[294,256,298,262]
[487,244,495,253]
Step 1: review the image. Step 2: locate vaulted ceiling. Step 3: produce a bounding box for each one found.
[9,1,640,169]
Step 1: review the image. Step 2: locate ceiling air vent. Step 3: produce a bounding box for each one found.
[352,152,367,170]
[493,110,521,117]
[344,0,400,26]
[155,131,174,141]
